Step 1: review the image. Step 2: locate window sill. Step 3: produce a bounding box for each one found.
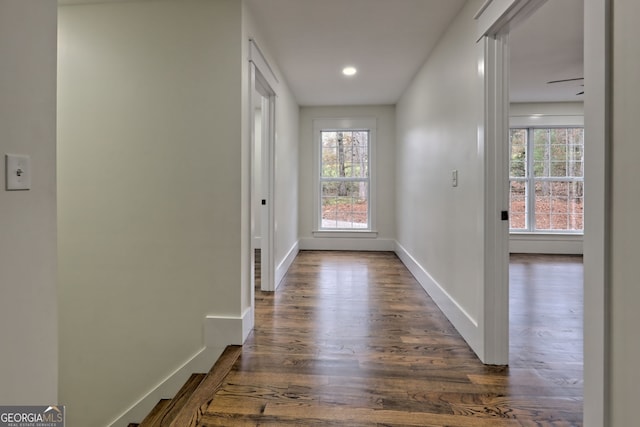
[313,230,378,238]
[510,232,584,237]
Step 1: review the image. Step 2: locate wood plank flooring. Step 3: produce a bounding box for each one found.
[170,346,243,427]
[200,251,583,426]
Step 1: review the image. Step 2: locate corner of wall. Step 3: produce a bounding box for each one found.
[394,241,483,358]
[275,240,299,290]
[205,308,254,347]
[107,344,225,427]
[109,308,254,427]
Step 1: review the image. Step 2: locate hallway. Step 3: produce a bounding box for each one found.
[200,251,583,426]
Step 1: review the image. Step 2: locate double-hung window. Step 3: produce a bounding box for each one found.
[509,127,584,233]
[314,118,375,233]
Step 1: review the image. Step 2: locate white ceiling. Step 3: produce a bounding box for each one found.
[509,0,584,103]
[246,0,466,106]
[247,0,584,106]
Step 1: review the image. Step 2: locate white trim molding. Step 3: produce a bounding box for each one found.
[394,242,481,355]
[312,230,378,238]
[300,237,394,252]
[205,307,254,347]
[510,233,583,254]
[108,307,254,426]
[249,39,278,91]
[479,33,510,365]
[248,41,277,292]
[510,115,584,128]
[108,346,225,426]
[583,0,610,424]
[275,241,299,290]
[475,0,548,40]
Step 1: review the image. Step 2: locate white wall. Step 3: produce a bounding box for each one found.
[298,105,396,250]
[58,1,244,425]
[509,102,584,254]
[0,0,58,405]
[395,0,485,358]
[272,91,300,280]
[510,102,584,127]
[609,0,640,424]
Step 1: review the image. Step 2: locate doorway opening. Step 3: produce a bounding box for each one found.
[252,84,273,292]
[478,0,606,424]
[249,39,277,295]
[506,0,585,381]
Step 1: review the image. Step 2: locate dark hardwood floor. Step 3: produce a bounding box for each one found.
[200,251,583,426]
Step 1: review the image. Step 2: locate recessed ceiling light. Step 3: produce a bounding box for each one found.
[342,66,357,76]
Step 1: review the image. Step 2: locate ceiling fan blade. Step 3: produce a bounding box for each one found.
[547,77,585,84]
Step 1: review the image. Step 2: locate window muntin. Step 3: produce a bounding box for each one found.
[509,127,584,233]
[319,130,370,230]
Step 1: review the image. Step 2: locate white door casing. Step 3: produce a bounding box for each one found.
[249,39,277,292]
[476,0,609,424]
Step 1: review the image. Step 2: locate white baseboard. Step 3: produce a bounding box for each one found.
[107,346,225,427]
[509,233,583,254]
[205,307,254,347]
[299,237,395,251]
[275,241,299,290]
[109,308,254,426]
[394,242,482,357]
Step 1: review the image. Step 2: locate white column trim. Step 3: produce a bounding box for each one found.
[480,34,510,365]
[249,39,278,90]
[205,307,254,346]
[475,0,548,40]
[583,0,610,424]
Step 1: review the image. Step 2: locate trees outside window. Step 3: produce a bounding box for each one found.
[509,127,584,233]
[320,130,370,229]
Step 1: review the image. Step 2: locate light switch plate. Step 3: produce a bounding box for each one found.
[452,169,458,187]
[5,154,31,191]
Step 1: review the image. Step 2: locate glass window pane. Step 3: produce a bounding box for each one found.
[532,128,584,179]
[321,181,368,229]
[509,127,584,233]
[321,131,337,178]
[319,127,370,231]
[509,180,527,230]
[568,129,584,178]
[510,129,527,178]
[533,129,551,178]
[534,181,583,231]
[321,131,369,178]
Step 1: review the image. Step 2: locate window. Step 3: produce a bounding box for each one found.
[313,118,375,233]
[320,130,369,229]
[509,127,584,233]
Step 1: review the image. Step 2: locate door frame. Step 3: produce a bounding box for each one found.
[476,0,551,367]
[476,0,609,424]
[480,31,511,365]
[249,39,277,293]
[583,0,610,424]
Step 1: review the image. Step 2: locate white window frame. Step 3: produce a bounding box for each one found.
[312,118,377,237]
[509,125,585,234]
